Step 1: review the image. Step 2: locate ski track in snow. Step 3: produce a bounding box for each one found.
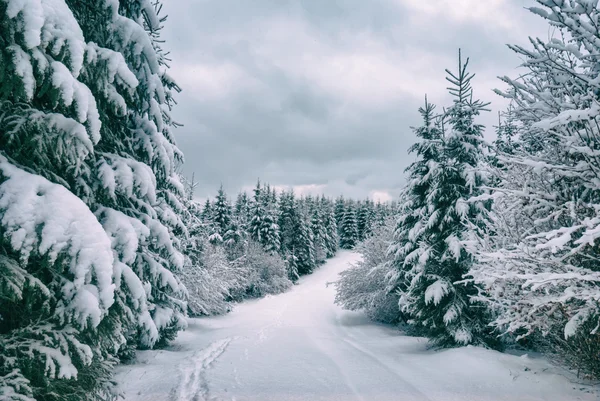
[331,314,432,401]
[116,251,598,401]
[174,338,232,401]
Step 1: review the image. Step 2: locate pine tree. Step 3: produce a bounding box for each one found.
[201,199,213,223]
[278,190,298,256]
[311,202,327,264]
[213,185,232,236]
[234,191,251,231]
[334,196,346,228]
[374,201,387,228]
[389,98,443,312]
[322,197,339,258]
[285,252,301,282]
[367,199,379,231]
[249,181,280,254]
[340,203,359,249]
[394,51,494,348]
[0,0,186,398]
[356,200,374,241]
[294,211,316,275]
[222,216,246,260]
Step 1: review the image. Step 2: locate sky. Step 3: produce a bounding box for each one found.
[162,0,549,202]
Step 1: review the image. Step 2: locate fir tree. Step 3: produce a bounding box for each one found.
[356,200,374,241]
[294,211,316,275]
[249,181,280,254]
[278,190,298,256]
[234,191,251,231]
[213,185,232,236]
[394,52,494,348]
[322,197,339,258]
[0,0,186,398]
[340,203,359,249]
[201,199,213,223]
[334,196,346,228]
[311,202,327,264]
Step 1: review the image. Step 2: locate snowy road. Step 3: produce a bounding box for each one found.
[116,251,596,401]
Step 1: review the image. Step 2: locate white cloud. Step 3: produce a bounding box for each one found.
[370,190,393,203]
[170,62,261,100]
[163,0,550,199]
[396,0,520,32]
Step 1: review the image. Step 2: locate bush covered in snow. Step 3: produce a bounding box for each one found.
[179,240,232,317]
[236,241,293,299]
[335,219,402,324]
[180,238,292,313]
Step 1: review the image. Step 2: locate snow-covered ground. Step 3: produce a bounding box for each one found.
[116,251,596,401]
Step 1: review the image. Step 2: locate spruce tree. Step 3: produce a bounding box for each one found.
[213,185,232,236]
[278,190,298,256]
[201,199,213,223]
[294,211,316,275]
[234,191,251,231]
[356,200,373,241]
[0,0,186,398]
[340,203,359,249]
[311,202,327,264]
[334,196,346,228]
[394,52,494,347]
[322,197,339,258]
[249,181,280,254]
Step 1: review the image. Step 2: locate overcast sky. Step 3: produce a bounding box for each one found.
[162,0,549,202]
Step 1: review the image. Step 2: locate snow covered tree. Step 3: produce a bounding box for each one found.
[0,0,187,398]
[310,202,327,264]
[322,196,339,258]
[234,192,251,224]
[249,181,280,254]
[339,203,358,249]
[284,253,300,282]
[176,184,231,317]
[201,199,213,223]
[212,185,232,236]
[294,211,316,275]
[389,97,444,334]
[356,200,374,241]
[277,190,298,255]
[334,196,346,228]
[392,52,495,348]
[222,217,246,260]
[467,0,600,377]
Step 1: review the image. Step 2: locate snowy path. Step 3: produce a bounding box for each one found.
[116,251,596,401]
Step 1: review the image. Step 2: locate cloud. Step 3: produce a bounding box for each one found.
[162,0,549,201]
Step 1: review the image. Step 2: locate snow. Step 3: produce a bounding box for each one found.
[99,156,157,203]
[39,0,86,76]
[0,156,115,328]
[564,308,592,339]
[50,61,99,131]
[9,45,35,99]
[115,251,595,401]
[5,0,44,49]
[425,279,449,306]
